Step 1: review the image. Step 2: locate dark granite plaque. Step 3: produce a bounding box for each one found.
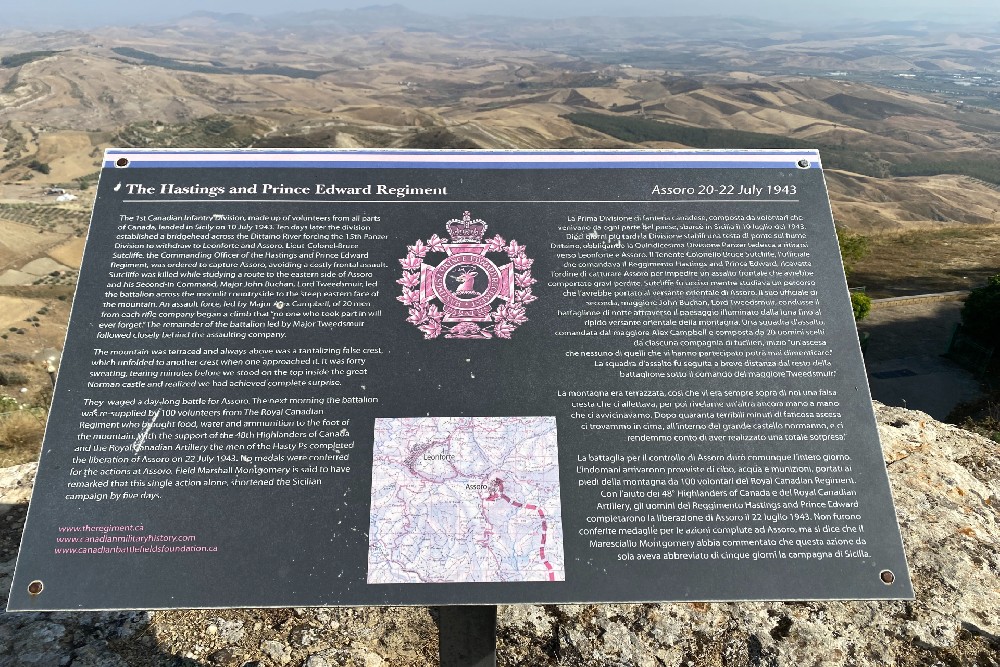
[9,149,913,610]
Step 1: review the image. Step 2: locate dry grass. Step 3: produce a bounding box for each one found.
[0,408,45,467]
[849,224,1000,298]
[46,236,86,269]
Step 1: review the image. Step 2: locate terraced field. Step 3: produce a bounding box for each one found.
[114,115,271,149]
[0,203,89,234]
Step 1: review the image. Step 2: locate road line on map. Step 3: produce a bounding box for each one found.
[486,479,556,581]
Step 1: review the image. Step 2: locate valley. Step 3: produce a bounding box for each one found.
[1,8,999,430]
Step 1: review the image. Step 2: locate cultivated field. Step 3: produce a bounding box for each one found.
[3,9,1000,460]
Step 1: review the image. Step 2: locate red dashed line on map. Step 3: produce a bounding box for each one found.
[486,479,556,581]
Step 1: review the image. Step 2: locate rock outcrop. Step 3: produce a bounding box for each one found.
[1,402,998,666]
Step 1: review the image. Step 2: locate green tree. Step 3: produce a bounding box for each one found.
[961,274,1000,347]
[851,292,872,321]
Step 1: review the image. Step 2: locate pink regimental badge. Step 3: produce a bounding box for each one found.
[398,211,537,339]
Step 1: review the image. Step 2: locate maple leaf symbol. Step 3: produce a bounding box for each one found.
[506,240,524,258]
[425,234,446,252]
[494,303,528,326]
[486,234,506,252]
[514,271,536,288]
[419,319,442,339]
[425,303,444,322]
[397,289,420,306]
[406,304,428,325]
[512,254,533,271]
[407,239,428,258]
[493,320,516,339]
[399,253,421,270]
[397,272,420,288]
[515,288,537,304]
[506,304,528,325]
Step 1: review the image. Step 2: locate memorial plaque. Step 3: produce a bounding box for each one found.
[9,149,913,610]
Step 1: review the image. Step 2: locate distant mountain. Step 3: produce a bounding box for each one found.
[279,5,445,31]
[177,12,264,29]
[171,5,447,35]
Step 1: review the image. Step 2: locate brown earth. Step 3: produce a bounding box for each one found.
[0,219,67,273]
[850,224,1000,297]
[0,287,73,437]
[44,237,86,270]
[32,132,102,184]
[0,295,45,331]
[827,172,1000,230]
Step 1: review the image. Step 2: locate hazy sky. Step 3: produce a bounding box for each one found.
[4,0,999,29]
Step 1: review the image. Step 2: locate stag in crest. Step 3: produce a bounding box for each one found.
[450,266,480,296]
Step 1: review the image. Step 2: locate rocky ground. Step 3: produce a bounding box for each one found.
[1,402,998,666]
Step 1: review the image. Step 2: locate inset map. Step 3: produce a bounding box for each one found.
[367,416,564,584]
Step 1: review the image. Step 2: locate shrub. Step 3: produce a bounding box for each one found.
[0,409,45,466]
[948,391,1000,443]
[27,160,50,174]
[961,274,1000,348]
[0,51,61,68]
[0,369,29,386]
[31,384,53,411]
[851,292,872,321]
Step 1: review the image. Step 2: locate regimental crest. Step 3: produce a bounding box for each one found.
[398,211,537,339]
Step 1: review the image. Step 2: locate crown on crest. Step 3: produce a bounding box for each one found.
[446,211,487,243]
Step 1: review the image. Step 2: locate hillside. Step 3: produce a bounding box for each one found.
[3,23,1000,206]
[0,10,998,406]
